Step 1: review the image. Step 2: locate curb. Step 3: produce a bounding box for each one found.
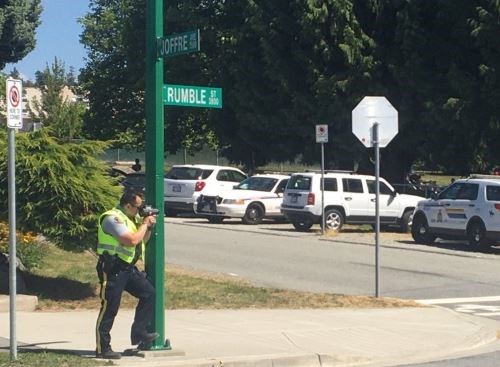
[0,295,38,312]
[100,352,372,367]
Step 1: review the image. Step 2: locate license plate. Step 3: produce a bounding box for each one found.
[172,184,181,192]
[291,196,298,203]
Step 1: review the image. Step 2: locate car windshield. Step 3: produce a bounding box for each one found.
[235,177,278,192]
[122,174,146,192]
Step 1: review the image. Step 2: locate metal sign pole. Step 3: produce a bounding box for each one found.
[145,0,167,349]
[373,122,380,298]
[321,142,325,234]
[8,127,17,360]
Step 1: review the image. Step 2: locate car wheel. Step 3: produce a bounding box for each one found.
[467,220,490,248]
[322,209,344,231]
[292,220,313,231]
[242,204,264,225]
[207,216,224,224]
[411,214,436,244]
[400,210,413,233]
[164,208,178,217]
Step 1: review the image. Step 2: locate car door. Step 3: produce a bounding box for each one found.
[267,179,288,215]
[485,184,500,232]
[367,179,400,221]
[341,178,369,220]
[431,182,475,231]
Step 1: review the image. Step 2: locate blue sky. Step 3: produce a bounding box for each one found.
[3,0,90,81]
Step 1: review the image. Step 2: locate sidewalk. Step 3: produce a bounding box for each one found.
[1,307,499,367]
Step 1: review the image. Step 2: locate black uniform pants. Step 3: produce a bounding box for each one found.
[95,261,155,353]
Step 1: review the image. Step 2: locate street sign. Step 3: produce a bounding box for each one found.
[315,124,328,143]
[352,96,398,148]
[163,84,222,108]
[6,78,23,129]
[157,29,200,58]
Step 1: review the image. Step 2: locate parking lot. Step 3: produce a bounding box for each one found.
[165,215,500,259]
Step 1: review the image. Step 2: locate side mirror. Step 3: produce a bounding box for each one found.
[431,192,439,200]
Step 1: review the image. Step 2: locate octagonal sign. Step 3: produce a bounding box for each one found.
[352,96,398,148]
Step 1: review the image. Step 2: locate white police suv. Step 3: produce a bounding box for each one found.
[411,175,500,247]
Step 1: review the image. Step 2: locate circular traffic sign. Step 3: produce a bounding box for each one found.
[9,85,20,108]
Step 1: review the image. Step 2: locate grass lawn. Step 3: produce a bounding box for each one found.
[0,350,105,367]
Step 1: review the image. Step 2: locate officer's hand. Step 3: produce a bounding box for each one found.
[144,215,157,228]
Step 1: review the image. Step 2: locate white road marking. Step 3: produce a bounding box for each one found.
[417,297,500,317]
[416,296,500,305]
[453,304,500,314]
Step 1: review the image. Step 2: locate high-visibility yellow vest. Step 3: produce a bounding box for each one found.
[97,208,145,264]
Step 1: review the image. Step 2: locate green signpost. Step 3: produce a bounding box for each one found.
[145,0,166,350]
[163,84,222,108]
[145,0,222,352]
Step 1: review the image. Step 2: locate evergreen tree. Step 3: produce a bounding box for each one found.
[32,58,85,140]
[0,0,42,69]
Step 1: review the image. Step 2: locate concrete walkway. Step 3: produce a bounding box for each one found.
[1,306,499,367]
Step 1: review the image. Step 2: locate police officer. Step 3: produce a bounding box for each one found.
[95,190,158,359]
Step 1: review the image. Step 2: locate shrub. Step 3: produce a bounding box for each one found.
[0,128,122,251]
[0,221,47,270]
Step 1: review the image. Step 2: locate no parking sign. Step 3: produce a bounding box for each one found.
[315,124,328,143]
[6,78,23,129]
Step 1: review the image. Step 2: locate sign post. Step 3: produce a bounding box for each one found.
[146,1,220,351]
[6,77,22,361]
[145,0,166,349]
[316,125,328,235]
[352,96,398,297]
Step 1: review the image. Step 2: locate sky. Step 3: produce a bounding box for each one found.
[3,0,90,81]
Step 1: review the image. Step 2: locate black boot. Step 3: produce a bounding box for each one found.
[131,331,159,346]
[96,348,121,359]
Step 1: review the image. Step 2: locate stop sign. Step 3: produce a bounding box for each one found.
[352,96,398,148]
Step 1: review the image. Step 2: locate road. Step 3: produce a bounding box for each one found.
[163,217,500,366]
[164,217,500,300]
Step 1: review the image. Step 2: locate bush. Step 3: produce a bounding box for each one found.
[0,221,47,270]
[0,128,122,251]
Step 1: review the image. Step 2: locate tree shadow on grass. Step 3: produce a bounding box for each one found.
[23,272,95,301]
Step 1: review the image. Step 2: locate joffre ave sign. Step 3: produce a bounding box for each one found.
[157,29,200,58]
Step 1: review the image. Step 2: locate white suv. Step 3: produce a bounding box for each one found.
[411,175,500,247]
[281,171,423,231]
[164,165,247,215]
[195,174,289,224]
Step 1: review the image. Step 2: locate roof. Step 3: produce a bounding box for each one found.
[251,174,290,179]
[171,164,243,171]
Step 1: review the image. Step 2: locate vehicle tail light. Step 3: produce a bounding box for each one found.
[195,181,206,192]
[307,193,315,205]
[495,203,500,211]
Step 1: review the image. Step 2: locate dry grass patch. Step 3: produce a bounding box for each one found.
[25,245,419,310]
